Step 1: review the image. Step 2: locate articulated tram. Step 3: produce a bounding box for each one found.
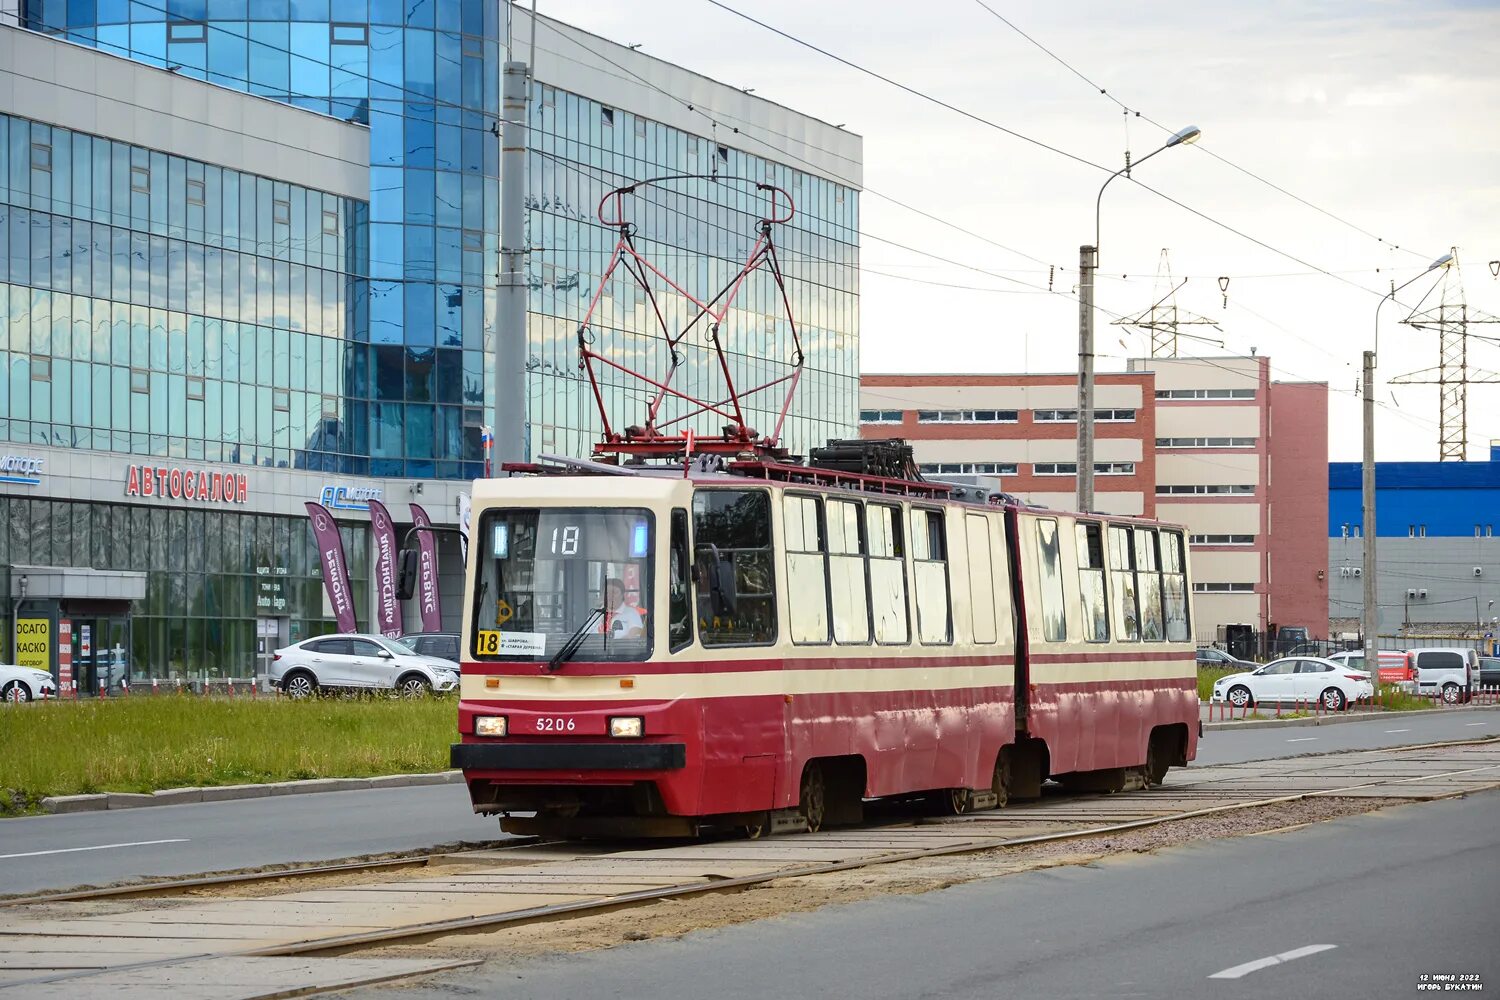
[450,456,1199,837]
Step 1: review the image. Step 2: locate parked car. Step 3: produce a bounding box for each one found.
[395,632,460,663]
[1,662,58,703]
[1327,649,1417,688]
[1197,647,1256,671]
[1209,656,1373,712]
[1408,647,1479,703]
[270,634,460,699]
[1479,657,1500,690]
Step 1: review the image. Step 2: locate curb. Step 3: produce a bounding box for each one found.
[40,770,463,815]
[1202,703,1500,732]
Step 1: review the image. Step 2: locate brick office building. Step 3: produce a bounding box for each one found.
[860,357,1329,642]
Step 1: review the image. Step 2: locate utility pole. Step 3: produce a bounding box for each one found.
[1076,244,1096,512]
[495,60,529,469]
[1081,125,1200,514]
[1362,349,1378,674]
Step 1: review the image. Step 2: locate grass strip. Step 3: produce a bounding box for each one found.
[0,695,454,815]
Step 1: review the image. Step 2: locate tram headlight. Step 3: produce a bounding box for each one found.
[608,716,644,739]
[474,715,508,737]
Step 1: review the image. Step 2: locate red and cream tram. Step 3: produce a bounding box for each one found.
[451,457,1199,837]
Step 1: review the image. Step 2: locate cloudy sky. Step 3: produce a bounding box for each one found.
[545,0,1500,460]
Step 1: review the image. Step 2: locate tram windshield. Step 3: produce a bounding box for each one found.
[471,508,654,662]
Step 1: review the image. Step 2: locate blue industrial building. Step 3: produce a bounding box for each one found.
[1329,442,1500,538]
[1328,442,1500,638]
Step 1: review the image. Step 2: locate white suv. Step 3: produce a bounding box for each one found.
[1408,647,1478,704]
[271,634,460,698]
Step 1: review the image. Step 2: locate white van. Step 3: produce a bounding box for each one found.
[1408,647,1478,703]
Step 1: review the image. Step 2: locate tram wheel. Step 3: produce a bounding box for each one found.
[992,750,1013,809]
[925,787,971,815]
[1143,737,1170,788]
[798,763,827,833]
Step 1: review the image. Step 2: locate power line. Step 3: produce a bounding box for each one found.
[704,0,1410,302]
[966,0,1430,262]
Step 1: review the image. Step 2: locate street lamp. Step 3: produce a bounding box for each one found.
[1361,251,1455,674]
[1077,125,1201,512]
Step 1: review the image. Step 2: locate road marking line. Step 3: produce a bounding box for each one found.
[1209,944,1338,980]
[1384,729,1411,733]
[0,838,188,860]
[1286,737,1318,743]
[1465,722,1487,726]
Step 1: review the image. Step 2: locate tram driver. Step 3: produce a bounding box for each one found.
[598,577,645,639]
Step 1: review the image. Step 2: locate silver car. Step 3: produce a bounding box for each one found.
[270,634,460,698]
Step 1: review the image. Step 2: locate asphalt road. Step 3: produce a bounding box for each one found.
[1194,705,1496,765]
[358,790,1500,1000]
[0,708,1490,897]
[0,783,502,897]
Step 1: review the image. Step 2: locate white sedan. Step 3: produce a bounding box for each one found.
[2,663,58,703]
[1210,656,1373,712]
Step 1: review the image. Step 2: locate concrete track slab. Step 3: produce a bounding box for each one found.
[0,956,475,999]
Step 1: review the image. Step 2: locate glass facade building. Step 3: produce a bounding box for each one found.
[0,494,369,683]
[4,7,859,682]
[20,2,860,463]
[2,112,369,469]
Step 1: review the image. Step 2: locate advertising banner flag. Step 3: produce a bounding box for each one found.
[409,503,443,633]
[305,502,358,633]
[366,499,403,638]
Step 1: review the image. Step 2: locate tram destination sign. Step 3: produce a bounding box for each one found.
[125,464,248,505]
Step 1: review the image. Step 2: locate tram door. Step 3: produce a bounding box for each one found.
[72,617,131,695]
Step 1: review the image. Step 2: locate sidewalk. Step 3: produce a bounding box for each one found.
[40,770,462,815]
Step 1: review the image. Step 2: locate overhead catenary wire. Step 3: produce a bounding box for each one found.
[965,0,1431,262]
[702,0,1427,303]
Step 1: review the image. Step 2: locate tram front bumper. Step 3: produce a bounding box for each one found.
[450,742,687,771]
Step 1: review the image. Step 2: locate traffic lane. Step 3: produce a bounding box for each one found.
[2,709,1487,897]
[1194,705,1495,765]
[354,791,1499,1000]
[0,782,505,897]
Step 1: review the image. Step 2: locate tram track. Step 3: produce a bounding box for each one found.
[1,737,1496,998]
[0,840,542,908]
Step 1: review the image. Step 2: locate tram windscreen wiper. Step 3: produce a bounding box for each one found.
[547,607,604,672]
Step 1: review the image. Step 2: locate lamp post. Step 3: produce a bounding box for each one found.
[1077,125,1201,512]
[1362,252,1455,674]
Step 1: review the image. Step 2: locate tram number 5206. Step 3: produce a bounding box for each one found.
[535,717,577,732]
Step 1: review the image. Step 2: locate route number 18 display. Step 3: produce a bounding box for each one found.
[550,526,580,555]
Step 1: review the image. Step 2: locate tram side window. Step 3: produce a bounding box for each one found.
[1135,528,1165,641]
[868,503,910,644]
[1160,530,1191,642]
[1076,522,1109,642]
[910,508,952,644]
[1034,518,1068,642]
[669,509,694,652]
[692,489,776,646]
[784,494,831,644]
[966,514,998,644]
[827,499,871,644]
[1108,525,1139,641]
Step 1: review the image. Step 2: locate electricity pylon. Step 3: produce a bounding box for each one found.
[1390,252,1500,461]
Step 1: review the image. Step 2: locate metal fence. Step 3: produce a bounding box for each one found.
[1209,628,1498,663]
